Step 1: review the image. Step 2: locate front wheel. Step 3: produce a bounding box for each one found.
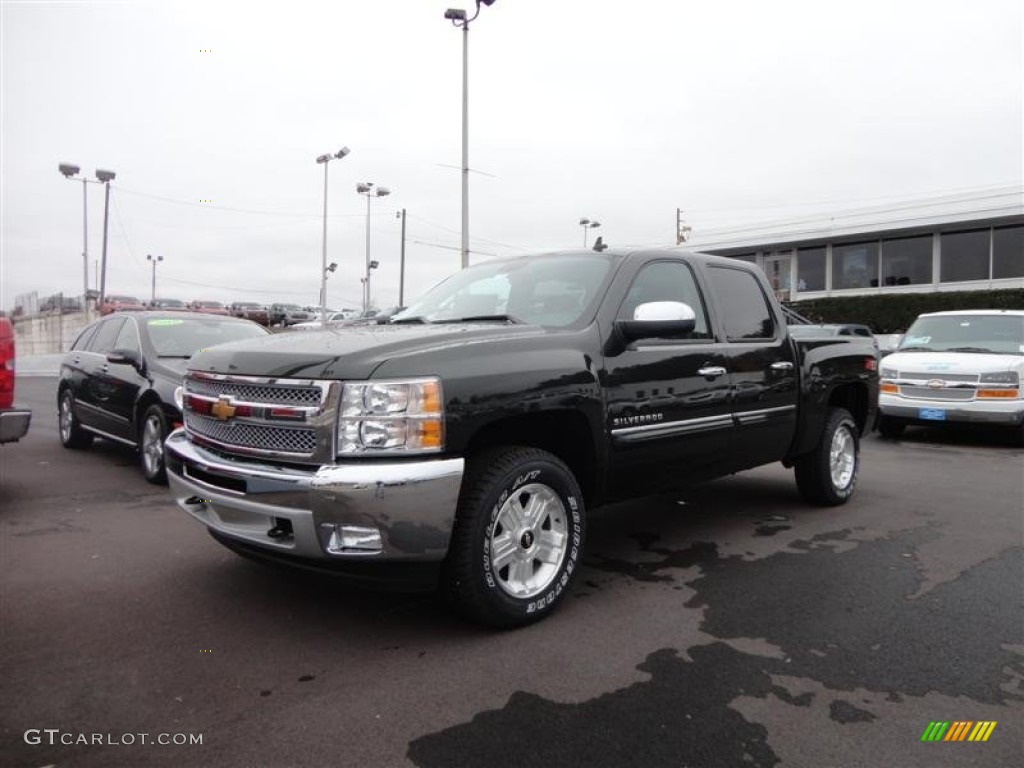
[139,405,169,484]
[794,407,860,506]
[441,447,585,628]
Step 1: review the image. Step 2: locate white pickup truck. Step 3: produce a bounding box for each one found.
[877,310,1024,440]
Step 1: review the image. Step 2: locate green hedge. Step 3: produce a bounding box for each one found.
[788,289,1024,333]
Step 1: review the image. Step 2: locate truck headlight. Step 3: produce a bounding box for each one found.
[338,378,443,454]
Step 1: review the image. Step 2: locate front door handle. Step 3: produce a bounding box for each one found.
[698,366,727,378]
[100,364,110,373]
[770,361,794,372]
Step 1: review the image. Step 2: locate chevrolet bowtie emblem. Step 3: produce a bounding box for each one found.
[210,397,237,421]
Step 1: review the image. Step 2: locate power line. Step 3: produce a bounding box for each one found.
[115,186,367,219]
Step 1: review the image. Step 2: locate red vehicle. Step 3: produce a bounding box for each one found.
[101,295,147,315]
[188,300,231,316]
[0,317,31,444]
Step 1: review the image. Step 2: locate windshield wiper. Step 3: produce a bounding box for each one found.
[898,346,934,352]
[434,314,524,325]
[945,346,997,354]
[390,315,431,325]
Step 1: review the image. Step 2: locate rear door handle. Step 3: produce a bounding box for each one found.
[698,366,727,378]
[770,361,794,372]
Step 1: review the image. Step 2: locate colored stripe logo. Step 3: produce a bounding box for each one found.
[921,721,997,742]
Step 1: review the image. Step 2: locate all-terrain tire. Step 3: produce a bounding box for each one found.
[794,407,860,506]
[441,446,585,628]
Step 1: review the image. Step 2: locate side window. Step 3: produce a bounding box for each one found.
[87,318,125,355]
[113,319,141,353]
[71,324,99,351]
[617,261,711,339]
[707,267,776,341]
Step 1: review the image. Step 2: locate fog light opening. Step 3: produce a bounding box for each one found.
[323,524,383,555]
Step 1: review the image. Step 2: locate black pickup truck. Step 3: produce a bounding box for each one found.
[165,249,878,627]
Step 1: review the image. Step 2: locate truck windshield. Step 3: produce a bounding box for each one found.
[899,314,1023,355]
[395,254,614,328]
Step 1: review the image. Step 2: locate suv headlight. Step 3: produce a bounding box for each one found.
[338,377,443,454]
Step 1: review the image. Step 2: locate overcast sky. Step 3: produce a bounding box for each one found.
[2,0,1021,312]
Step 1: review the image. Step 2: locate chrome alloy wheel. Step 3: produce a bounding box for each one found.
[141,414,165,477]
[488,483,569,599]
[59,393,74,443]
[829,424,856,490]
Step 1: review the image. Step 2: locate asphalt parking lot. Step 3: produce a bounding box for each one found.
[2,375,1022,768]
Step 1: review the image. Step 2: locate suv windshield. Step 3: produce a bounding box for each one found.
[395,254,614,328]
[899,314,1024,355]
[145,317,268,357]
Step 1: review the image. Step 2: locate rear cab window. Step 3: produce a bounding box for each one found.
[706,267,776,341]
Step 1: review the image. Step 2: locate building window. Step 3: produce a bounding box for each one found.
[992,226,1023,279]
[833,241,879,289]
[881,235,932,286]
[797,247,826,291]
[940,229,990,282]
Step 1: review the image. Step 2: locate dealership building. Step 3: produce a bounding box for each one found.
[686,187,1023,304]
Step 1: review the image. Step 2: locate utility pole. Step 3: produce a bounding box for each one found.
[676,207,692,245]
[397,208,407,307]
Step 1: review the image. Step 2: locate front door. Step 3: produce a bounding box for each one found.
[602,258,733,498]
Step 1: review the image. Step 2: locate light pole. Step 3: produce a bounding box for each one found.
[356,182,391,311]
[95,168,116,309]
[146,254,164,303]
[396,208,407,307]
[579,218,601,248]
[59,163,101,313]
[316,147,350,325]
[445,0,496,269]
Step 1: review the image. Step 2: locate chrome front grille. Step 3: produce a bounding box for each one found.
[182,374,335,462]
[185,412,317,454]
[897,371,979,383]
[186,376,323,406]
[899,386,976,401]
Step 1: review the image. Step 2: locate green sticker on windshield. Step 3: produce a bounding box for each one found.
[148,319,184,326]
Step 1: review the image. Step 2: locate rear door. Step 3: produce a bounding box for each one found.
[602,257,733,495]
[704,265,799,471]
[80,316,125,434]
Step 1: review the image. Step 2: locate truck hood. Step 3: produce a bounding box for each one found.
[187,323,546,380]
[882,351,1023,375]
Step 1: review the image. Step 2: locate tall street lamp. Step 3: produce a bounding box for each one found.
[58,163,103,312]
[579,218,601,248]
[94,168,116,309]
[356,182,391,311]
[445,0,496,269]
[146,254,164,303]
[316,147,351,325]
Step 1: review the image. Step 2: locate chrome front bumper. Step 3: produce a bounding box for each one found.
[0,409,31,443]
[164,429,464,562]
[879,394,1024,425]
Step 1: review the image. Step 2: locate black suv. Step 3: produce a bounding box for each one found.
[58,312,269,482]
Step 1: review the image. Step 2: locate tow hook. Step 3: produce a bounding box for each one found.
[267,518,293,539]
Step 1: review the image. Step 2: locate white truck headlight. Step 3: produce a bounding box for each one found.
[338,378,443,454]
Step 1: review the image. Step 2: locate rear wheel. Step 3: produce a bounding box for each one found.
[794,407,859,506]
[441,446,585,628]
[58,389,93,449]
[139,405,169,484]
[877,414,906,439]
